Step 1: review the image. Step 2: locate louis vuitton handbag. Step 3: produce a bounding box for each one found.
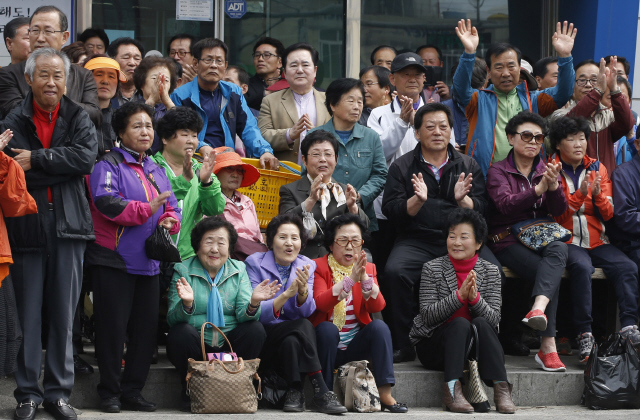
[186,322,262,414]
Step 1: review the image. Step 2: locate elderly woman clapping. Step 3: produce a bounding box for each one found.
[279,130,369,258]
[411,208,515,414]
[245,214,347,414]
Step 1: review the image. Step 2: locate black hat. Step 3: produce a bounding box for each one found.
[390,53,427,73]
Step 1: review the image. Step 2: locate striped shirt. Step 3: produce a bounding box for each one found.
[331,294,360,350]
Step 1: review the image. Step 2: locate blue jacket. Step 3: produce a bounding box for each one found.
[170,78,274,157]
[453,52,575,175]
[612,154,640,242]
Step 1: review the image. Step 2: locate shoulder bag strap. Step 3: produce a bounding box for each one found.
[344,365,357,411]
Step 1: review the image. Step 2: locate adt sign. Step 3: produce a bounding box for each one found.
[225,0,246,19]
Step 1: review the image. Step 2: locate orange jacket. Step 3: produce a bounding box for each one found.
[0,151,37,282]
[308,255,385,327]
[550,153,612,249]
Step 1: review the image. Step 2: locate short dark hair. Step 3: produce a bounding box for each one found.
[172,58,183,78]
[300,129,339,158]
[323,213,370,250]
[192,38,229,61]
[414,103,453,131]
[443,208,488,248]
[61,42,87,64]
[156,106,204,152]
[167,33,197,55]
[283,42,319,68]
[605,55,630,76]
[618,75,633,98]
[370,45,397,65]
[485,43,521,68]
[533,56,558,78]
[4,17,29,49]
[227,65,250,86]
[574,59,598,75]
[191,216,238,254]
[78,28,110,50]
[548,116,591,152]
[358,65,393,91]
[505,111,548,136]
[471,57,488,90]
[416,44,443,63]
[265,214,308,250]
[31,5,68,32]
[133,56,178,95]
[107,37,145,58]
[253,36,285,58]
[112,101,155,140]
[324,78,365,116]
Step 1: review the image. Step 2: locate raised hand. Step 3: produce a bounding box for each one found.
[398,95,416,125]
[412,173,428,202]
[579,171,590,196]
[596,58,608,94]
[435,81,450,100]
[350,250,368,282]
[305,174,324,211]
[454,172,473,202]
[294,265,311,296]
[0,129,13,152]
[183,150,194,182]
[591,171,602,196]
[176,277,194,307]
[458,271,472,301]
[290,114,313,140]
[158,74,175,109]
[552,21,577,58]
[150,191,171,214]
[606,56,619,92]
[346,184,359,214]
[251,279,281,303]
[182,64,197,84]
[200,150,217,183]
[455,19,479,54]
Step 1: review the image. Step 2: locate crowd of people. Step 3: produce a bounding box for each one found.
[1,4,640,420]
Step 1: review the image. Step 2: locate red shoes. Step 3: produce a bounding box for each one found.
[535,350,566,372]
[522,309,548,331]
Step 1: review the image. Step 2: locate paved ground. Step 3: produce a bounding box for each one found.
[0,406,634,419]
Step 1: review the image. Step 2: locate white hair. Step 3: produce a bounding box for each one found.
[24,47,71,82]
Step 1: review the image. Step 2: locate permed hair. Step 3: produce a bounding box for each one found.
[323,213,370,250]
[324,78,365,116]
[156,106,204,151]
[191,216,238,254]
[133,56,178,95]
[505,111,548,136]
[443,207,488,248]
[300,129,339,158]
[548,116,592,152]
[265,214,308,250]
[112,101,155,140]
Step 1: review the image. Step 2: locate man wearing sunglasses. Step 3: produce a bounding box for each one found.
[453,19,577,176]
[245,37,285,112]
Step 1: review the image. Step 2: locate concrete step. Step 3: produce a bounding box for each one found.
[0,346,585,411]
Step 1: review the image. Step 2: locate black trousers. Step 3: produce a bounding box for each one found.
[386,239,502,350]
[166,321,266,399]
[91,265,159,400]
[260,318,322,386]
[495,241,567,337]
[415,317,507,385]
[315,320,394,391]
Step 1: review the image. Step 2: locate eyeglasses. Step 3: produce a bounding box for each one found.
[363,82,379,88]
[334,237,364,248]
[28,28,64,37]
[170,50,191,58]
[516,131,545,144]
[309,152,335,159]
[576,78,598,87]
[199,57,225,66]
[253,52,278,60]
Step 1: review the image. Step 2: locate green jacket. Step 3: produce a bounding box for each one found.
[167,256,261,347]
[151,153,226,259]
[309,120,387,231]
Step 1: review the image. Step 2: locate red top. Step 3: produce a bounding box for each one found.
[33,100,60,202]
[309,255,386,327]
[448,254,480,322]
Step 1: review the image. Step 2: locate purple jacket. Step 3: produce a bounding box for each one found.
[86,147,181,275]
[486,151,567,253]
[245,250,316,325]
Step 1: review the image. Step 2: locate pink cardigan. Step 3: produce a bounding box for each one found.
[223,191,262,243]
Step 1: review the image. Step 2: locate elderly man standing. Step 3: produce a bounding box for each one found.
[0,6,100,128]
[2,48,98,420]
[171,38,278,169]
[258,42,331,163]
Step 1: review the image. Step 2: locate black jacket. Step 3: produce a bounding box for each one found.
[0,61,101,128]
[245,73,267,112]
[1,93,98,250]
[382,143,487,244]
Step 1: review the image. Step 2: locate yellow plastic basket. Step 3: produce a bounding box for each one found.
[237,159,301,228]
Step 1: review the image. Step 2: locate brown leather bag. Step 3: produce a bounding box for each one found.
[186,322,262,414]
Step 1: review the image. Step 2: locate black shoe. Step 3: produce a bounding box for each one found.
[73,355,94,374]
[121,396,157,412]
[14,400,37,420]
[100,397,121,413]
[521,331,541,350]
[500,337,531,356]
[382,401,409,413]
[392,346,416,363]
[283,388,305,412]
[313,391,347,414]
[43,399,77,420]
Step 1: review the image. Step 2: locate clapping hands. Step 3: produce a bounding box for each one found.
[458,270,478,302]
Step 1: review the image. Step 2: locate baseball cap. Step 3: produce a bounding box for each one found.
[390,53,427,74]
[84,57,128,83]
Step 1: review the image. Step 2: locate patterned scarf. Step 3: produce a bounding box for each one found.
[328,253,354,330]
[307,175,346,219]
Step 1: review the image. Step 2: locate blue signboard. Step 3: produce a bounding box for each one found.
[225,0,247,19]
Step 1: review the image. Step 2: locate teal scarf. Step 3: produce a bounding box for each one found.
[204,267,225,328]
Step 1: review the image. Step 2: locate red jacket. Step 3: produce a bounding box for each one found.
[550,153,613,249]
[309,255,385,327]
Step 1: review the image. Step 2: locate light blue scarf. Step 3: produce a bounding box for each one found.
[204,266,225,328]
